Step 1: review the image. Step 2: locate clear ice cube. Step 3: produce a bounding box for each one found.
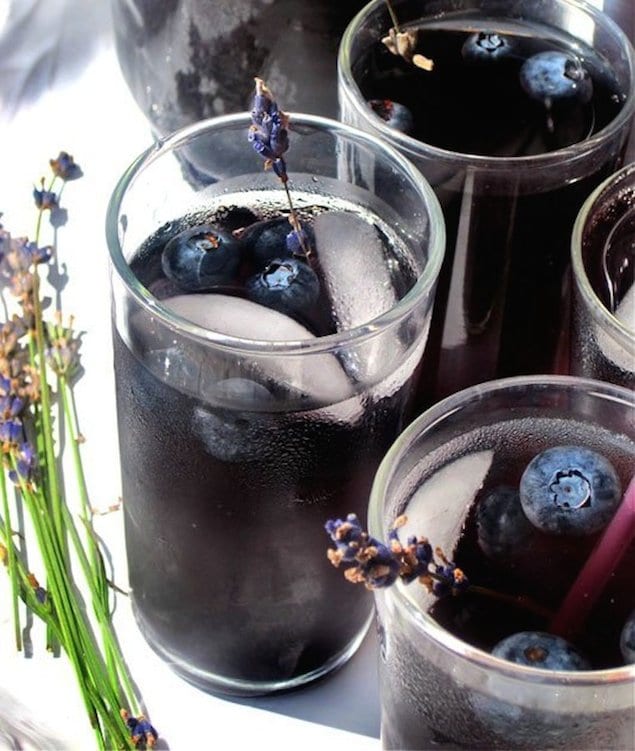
[394,451,493,611]
[596,282,635,373]
[402,451,494,556]
[314,211,399,383]
[163,294,360,412]
[314,210,397,329]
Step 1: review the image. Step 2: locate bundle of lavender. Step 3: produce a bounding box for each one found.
[0,154,156,750]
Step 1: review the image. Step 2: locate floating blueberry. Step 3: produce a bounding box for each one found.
[476,485,534,559]
[519,446,621,536]
[245,257,320,317]
[519,51,593,105]
[368,100,414,134]
[462,31,513,62]
[620,609,635,664]
[161,224,242,291]
[241,217,315,268]
[492,631,591,671]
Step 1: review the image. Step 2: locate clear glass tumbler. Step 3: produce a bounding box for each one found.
[368,375,635,750]
[571,162,635,389]
[106,113,445,695]
[339,0,635,404]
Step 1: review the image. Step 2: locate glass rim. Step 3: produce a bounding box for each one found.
[571,161,635,345]
[105,112,445,355]
[368,374,635,686]
[338,0,635,170]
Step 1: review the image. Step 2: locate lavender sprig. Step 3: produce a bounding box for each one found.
[325,513,553,619]
[325,513,469,595]
[0,152,154,750]
[247,77,312,259]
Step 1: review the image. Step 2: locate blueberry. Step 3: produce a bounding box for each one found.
[462,31,513,62]
[620,609,635,664]
[368,100,414,134]
[492,631,591,671]
[245,257,320,317]
[519,446,621,536]
[161,223,242,291]
[476,485,533,559]
[241,217,315,269]
[520,51,593,105]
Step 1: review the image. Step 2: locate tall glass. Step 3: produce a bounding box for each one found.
[106,113,444,695]
[368,376,635,750]
[339,0,635,404]
[571,162,635,388]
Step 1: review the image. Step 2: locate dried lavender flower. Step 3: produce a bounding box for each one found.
[325,513,469,595]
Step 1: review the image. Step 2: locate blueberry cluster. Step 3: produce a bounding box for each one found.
[160,78,320,319]
[475,445,630,670]
[160,215,320,318]
[367,31,592,135]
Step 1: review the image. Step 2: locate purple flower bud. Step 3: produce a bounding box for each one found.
[33,185,58,211]
[248,128,275,161]
[49,151,82,181]
[248,78,290,181]
[0,419,22,444]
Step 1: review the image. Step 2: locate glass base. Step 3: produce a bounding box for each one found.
[132,606,374,697]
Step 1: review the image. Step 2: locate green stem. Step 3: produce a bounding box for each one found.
[281,179,311,259]
[385,0,401,32]
[30,270,66,551]
[25,331,58,652]
[0,467,22,650]
[16,474,102,735]
[59,378,139,712]
[467,584,554,621]
[14,468,132,748]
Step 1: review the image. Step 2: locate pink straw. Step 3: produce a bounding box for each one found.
[550,475,635,639]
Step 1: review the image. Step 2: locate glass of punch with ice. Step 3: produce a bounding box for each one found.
[106,80,445,695]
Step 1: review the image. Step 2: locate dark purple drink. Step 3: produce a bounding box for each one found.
[367,377,635,750]
[112,180,437,695]
[339,5,635,404]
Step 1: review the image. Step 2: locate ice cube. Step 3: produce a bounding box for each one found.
[163,294,360,413]
[615,283,635,331]
[314,211,399,383]
[596,282,635,374]
[314,211,397,329]
[191,406,277,462]
[143,347,201,392]
[401,451,495,556]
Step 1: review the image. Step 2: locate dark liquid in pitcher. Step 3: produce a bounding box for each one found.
[355,23,627,402]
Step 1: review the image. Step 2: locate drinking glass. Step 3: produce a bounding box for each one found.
[105,113,445,696]
[339,0,635,403]
[571,162,635,388]
[368,375,635,750]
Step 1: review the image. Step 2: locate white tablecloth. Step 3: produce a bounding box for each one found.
[0,2,381,748]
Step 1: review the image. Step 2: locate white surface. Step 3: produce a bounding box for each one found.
[0,2,380,749]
